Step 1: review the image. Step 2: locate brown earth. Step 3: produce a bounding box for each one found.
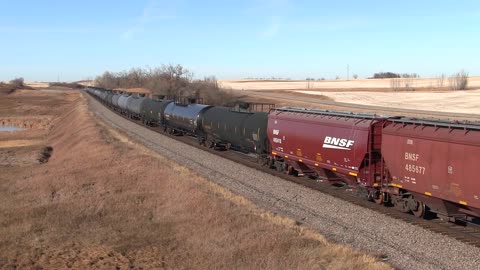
[0,90,390,269]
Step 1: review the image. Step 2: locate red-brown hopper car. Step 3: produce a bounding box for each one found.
[381,118,480,219]
[267,107,388,187]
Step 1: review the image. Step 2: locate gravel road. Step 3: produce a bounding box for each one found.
[86,93,480,270]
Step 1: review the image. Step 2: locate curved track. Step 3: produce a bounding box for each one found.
[86,91,480,269]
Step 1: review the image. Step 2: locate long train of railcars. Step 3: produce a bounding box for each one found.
[86,86,480,223]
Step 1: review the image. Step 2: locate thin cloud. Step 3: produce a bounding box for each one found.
[249,0,290,39]
[121,0,176,40]
[0,26,118,34]
[291,17,370,32]
[259,17,281,39]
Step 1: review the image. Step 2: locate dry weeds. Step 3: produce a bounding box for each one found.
[0,90,391,269]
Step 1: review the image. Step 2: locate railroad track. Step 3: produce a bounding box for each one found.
[86,92,480,249]
[246,91,480,121]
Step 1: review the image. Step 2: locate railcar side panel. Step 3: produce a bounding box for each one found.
[164,103,212,134]
[140,99,172,125]
[201,107,268,154]
[267,109,377,181]
[382,122,480,211]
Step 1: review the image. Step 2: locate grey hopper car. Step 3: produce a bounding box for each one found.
[164,103,212,135]
[140,98,173,126]
[200,107,268,154]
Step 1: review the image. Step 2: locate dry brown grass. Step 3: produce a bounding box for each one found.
[0,90,391,269]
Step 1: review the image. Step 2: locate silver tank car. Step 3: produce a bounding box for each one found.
[164,103,212,135]
[117,94,131,112]
[126,96,147,118]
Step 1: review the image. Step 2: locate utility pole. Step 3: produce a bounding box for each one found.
[347,64,350,81]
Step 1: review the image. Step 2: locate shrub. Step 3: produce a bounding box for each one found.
[49,82,83,89]
[448,70,468,90]
[10,77,24,88]
[372,72,400,79]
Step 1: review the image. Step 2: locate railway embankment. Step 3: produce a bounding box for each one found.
[0,90,390,269]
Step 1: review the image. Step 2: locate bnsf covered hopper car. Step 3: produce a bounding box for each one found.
[267,107,387,186]
[267,108,385,186]
[381,118,480,218]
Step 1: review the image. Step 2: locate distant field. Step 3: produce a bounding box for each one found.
[297,89,480,115]
[220,77,480,91]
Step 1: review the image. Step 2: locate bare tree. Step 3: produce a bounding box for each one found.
[436,74,446,88]
[448,70,468,90]
[93,65,235,105]
[390,78,401,91]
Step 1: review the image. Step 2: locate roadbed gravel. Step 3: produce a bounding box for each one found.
[86,93,480,270]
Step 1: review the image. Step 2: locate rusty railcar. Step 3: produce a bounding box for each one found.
[267,107,388,186]
[381,118,480,219]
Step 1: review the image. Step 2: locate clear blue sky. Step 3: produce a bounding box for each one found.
[1,0,479,82]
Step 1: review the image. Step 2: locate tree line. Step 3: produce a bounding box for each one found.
[94,65,234,105]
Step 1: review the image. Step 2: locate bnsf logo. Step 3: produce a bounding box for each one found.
[323,136,354,150]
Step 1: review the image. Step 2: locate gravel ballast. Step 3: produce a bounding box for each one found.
[87,93,480,270]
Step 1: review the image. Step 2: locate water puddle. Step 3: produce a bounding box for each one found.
[0,126,25,133]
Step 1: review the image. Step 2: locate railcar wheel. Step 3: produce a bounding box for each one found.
[412,201,426,218]
[267,158,274,169]
[374,192,384,205]
[287,165,293,175]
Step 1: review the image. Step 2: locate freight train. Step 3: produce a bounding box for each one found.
[86,87,480,222]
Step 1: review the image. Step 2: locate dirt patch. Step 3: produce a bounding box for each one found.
[0,116,53,130]
[0,90,390,269]
[0,145,46,166]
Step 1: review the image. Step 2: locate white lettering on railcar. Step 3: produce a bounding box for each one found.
[273,138,282,144]
[405,164,426,175]
[404,152,425,175]
[404,152,419,161]
[322,136,354,150]
[273,129,280,135]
